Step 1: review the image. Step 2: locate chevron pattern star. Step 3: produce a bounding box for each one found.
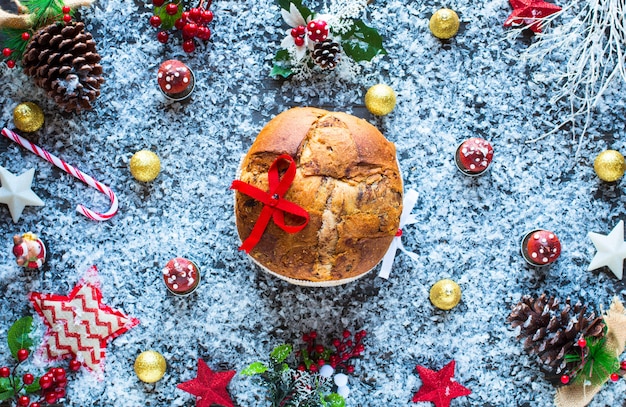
[29,266,139,378]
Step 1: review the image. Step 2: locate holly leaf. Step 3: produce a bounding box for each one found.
[7,316,33,359]
[154,4,182,31]
[240,362,268,376]
[24,380,41,394]
[0,378,14,401]
[270,344,292,363]
[341,20,387,62]
[276,0,313,21]
[270,49,294,78]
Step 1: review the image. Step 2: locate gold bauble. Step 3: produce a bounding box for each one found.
[13,102,44,133]
[130,150,161,182]
[365,84,396,116]
[429,8,460,40]
[429,279,462,310]
[134,350,166,383]
[594,150,626,182]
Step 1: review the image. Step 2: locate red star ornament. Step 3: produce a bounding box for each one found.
[412,360,471,407]
[29,266,139,379]
[504,0,562,33]
[177,359,236,407]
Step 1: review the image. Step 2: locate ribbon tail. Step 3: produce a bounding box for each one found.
[378,238,400,279]
[239,207,274,253]
[398,240,419,263]
[400,189,419,226]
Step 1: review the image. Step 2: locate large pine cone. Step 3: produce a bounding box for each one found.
[22,22,104,113]
[508,294,605,377]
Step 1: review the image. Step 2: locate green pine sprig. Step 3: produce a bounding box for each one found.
[564,336,620,387]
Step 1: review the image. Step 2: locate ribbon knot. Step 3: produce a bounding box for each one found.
[231,154,310,253]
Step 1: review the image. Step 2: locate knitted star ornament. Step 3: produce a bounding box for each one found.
[412,360,471,407]
[177,359,236,407]
[29,266,139,378]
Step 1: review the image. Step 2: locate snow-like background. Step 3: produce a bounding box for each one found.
[1,0,626,406]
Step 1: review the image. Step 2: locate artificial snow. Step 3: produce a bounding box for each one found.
[0,0,626,406]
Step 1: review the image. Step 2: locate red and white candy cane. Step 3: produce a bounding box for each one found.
[1,128,118,221]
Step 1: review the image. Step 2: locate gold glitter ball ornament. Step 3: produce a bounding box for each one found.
[134,350,166,383]
[594,150,626,182]
[429,8,460,40]
[130,150,161,182]
[13,102,44,132]
[429,279,462,310]
[365,84,396,116]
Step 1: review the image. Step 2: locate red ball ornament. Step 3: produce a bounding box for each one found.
[611,373,620,382]
[455,137,494,175]
[560,375,570,384]
[521,229,561,266]
[307,20,329,42]
[17,349,29,362]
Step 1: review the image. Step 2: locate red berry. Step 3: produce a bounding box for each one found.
[621,360,626,370]
[181,11,189,19]
[21,32,30,41]
[182,39,195,53]
[69,359,82,371]
[523,230,561,266]
[296,25,305,35]
[152,0,165,6]
[346,365,355,374]
[53,368,66,381]
[2,48,11,56]
[332,339,341,347]
[290,28,298,37]
[202,10,213,23]
[317,358,325,366]
[156,31,169,43]
[182,22,198,38]
[309,364,318,372]
[39,375,53,389]
[62,5,71,13]
[6,60,15,68]
[149,15,162,27]
[560,375,570,384]
[17,349,29,362]
[23,373,34,385]
[165,3,178,15]
[31,403,41,407]
[174,18,185,30]
[63,14,71,22]
[456,137,494,174]
[611,373,620,382]
[315,345,325,354]
[196,26,211,41]
[55,387,66,397]
[307,19,329,42]
[0,367,10,377]
[189,7,201,21]
[577,338,587,348]
[302,333,310,342]
[343,330,351,339]
[17,395,29,406]
[297,365,306,371]
[45,392,58,404]
[294,36,304,46]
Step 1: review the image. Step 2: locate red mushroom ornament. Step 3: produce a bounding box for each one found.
[521,229,561,266]
[162,257,201,296]
[157,60,195,101]
[455,137,494,176]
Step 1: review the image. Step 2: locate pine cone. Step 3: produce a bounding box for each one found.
[508,294,605,376]
[22,22,104,113]
[311,40,341,70]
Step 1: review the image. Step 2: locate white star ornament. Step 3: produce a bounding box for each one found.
[0,165,45,223]
[588,220,626,279]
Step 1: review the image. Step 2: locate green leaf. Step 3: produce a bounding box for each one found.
[155,2,182,31]
[276,0,313,21]
[270,344,292,363]
[0,378,14,401]
[241,361,268,376]
[271,63,293,78]
[8,316,33,359]
[24,380,41,393]
[22,0,64,27]
[271,48,294,78]
[341,20,387,62]
[324,393,346,407]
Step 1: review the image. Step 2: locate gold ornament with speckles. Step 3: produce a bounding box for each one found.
[429,8,460,40]
[13,102,44,133]
[429,279,462,310]
[365,84,396,116]
[134,350,166,383]
[130,150,161,182]
[594,150,626,182]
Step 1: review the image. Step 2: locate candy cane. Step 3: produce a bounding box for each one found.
[1,128,118,221]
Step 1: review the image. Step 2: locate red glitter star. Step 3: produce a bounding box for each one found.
[504,0,562,33]
[177,359,236,407]
[412,360,471,407]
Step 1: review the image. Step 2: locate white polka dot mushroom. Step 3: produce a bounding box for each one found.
[521,229,562,266]
[162,257,201,295]
[455,137,494,176]
[157,60,195,101]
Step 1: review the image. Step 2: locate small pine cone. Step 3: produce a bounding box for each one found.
[508,294,605,376]
[22,22,105,113]
[311,39,341,70]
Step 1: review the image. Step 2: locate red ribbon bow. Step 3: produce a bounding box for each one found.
[231,154,310,253]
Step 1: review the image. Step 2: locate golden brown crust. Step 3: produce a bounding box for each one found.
[235,107,403,282]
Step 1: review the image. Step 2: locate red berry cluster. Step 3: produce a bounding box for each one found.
[296,329,366,374]
[150,0,214,53]
[289,19,330,47]
[290,25,306,47]
[0,347,79,407]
